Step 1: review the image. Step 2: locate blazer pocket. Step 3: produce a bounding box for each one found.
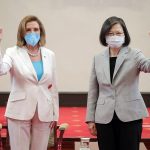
[9,92,26,102]
[126,98,141,102]
[125,93,142,102]
[47,93,53,104]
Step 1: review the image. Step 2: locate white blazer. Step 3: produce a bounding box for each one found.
[0,46,59,122]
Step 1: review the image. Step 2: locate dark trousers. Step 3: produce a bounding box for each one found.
[95,112,142,150]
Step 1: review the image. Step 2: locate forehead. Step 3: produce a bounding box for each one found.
[109,23,123,32]
[26,21,40,28]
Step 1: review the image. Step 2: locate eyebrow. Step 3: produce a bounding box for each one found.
[26,27,39,29]
[26,27,40,31]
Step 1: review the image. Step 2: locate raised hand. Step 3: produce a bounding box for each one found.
[0,28,3,42]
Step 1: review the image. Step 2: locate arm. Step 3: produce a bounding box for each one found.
[86,56,99,122]
[86,56,99,136]
[134,33,150,72]
[134,50,150,73]
[51,53,59,121]
[0,28,12,75]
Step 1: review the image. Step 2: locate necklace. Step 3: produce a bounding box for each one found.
[26,48,40,57]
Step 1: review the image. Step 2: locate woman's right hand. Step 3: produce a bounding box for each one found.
[88,122,97,136]
[49,121,57,129]
[0,28,3,42]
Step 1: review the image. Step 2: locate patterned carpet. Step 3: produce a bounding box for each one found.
[58,107,150,140]
[0,107,150,140]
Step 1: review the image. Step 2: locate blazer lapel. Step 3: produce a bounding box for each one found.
[102,48,111,84]
[113,47,129,79]
[19,47,38,81]
[39,47,47,81]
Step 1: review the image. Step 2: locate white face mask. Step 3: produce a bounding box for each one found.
[106,35,125,48]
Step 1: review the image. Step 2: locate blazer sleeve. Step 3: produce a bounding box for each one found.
[51,53,59,121]
[0,48,12,75]
[135,49,150,72]
[86,56,99,122]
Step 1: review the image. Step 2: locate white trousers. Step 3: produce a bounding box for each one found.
[7,109,51,150]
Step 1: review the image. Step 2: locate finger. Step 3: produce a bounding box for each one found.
[88,126,93,130]
[51,122,55,129]
[88,123,94,129]
[50,124,54,129]
[89,126,97,136]
[90,129,97,136]
[93,129,97,136]
[49,122,53,129]
[91,132,96,136]
[50,121,56,129]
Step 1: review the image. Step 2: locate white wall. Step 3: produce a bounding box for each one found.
[0,0,150,92]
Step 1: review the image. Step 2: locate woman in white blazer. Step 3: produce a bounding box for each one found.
[0,15,59,150]
[86,16,150,150]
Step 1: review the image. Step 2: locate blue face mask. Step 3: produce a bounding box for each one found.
[24,32,40,47]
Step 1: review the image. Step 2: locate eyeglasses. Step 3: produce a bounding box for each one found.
[107,32,124,36]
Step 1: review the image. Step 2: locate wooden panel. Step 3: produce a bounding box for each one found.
[0,92,150,107]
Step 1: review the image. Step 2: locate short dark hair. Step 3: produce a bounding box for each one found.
[99,16,130,46]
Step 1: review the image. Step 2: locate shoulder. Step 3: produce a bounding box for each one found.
[127,47,143,57]
[5,46,20,55]
[127,47,141,53]
[94,48,108,59]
